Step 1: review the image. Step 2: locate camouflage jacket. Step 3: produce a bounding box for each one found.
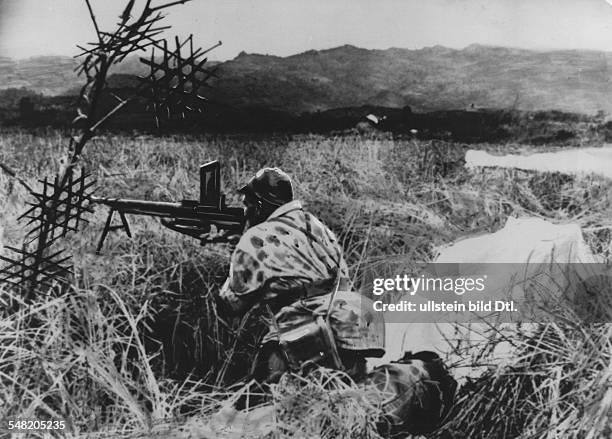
[219,200,385,354]
[219,200,348,310]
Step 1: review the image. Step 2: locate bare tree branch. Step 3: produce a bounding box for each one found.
[84,0,103,45]
[149,0,192,13]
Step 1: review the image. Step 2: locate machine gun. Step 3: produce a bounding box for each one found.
[91,160,245,254]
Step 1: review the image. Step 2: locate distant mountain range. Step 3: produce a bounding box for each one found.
[2,44,612,114]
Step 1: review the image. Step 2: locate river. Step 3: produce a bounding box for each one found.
[466,145,612,179]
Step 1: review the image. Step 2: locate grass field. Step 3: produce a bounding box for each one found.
[0,127,611,438]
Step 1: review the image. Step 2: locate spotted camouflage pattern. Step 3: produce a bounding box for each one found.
[366,358,456,435]
[219,200,385,353]
[220,200,347,308]
[262,290,385,356]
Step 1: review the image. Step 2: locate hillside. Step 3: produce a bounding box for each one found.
[2,44,612,114]
[208,44,612,114]
[0,56,79,96]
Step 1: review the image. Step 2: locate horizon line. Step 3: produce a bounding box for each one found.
[4,42,612,62]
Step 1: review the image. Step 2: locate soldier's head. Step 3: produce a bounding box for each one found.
[238,167,294,228]
[367,351,457,437]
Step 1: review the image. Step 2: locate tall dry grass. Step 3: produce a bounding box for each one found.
[0,128,611,437]
[434,319,611,438]
[0,285,225,437]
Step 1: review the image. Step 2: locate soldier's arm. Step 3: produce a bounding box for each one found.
[218,248,264,314]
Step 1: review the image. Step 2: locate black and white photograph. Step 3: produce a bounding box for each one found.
[0,0,611,437]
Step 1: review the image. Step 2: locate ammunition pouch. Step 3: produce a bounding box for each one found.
[277,315,343,373]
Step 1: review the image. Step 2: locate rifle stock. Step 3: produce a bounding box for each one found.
[91,161,245,253]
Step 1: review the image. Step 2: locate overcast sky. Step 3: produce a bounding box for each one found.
[2,0,612,60]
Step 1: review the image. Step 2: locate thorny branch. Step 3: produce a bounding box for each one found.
[0,0,220,304]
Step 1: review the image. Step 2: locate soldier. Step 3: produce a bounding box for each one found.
[217,167,385,385]
[214,168,457,436]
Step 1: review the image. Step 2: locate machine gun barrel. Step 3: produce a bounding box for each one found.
[90,196,183,217]
[90,160,245,253]
[90,196,244,223]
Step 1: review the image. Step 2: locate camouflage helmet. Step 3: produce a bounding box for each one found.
[238,167,293,207]
[366,351,457,437]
